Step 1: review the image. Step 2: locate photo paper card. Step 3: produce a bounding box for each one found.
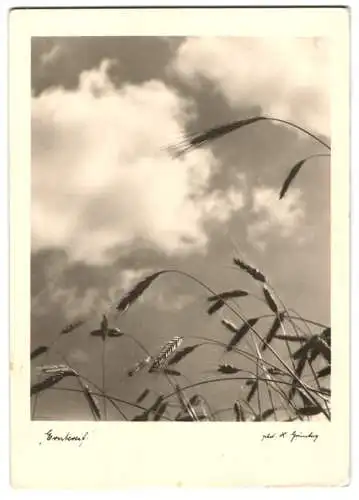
[9,6,350,488]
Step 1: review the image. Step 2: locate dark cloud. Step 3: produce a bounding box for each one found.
[32,36,184,96]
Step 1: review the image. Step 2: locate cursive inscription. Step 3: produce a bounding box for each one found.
[39,429,89,447]
[261,430,319,443]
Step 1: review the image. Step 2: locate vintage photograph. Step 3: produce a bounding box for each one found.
[30,36,331,422]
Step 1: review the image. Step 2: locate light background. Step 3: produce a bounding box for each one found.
[8,5,350,490]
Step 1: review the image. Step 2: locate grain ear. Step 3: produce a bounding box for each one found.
[31,346,48,360]
[233,257,266,283]
[208,290,248,302]
[116,271,164,313]
[167,344,200,366]
[226,318,259,351]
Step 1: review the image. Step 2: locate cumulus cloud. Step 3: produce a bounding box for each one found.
[172,37,330,137]
[32,60,246,265]
[247,187,305,250]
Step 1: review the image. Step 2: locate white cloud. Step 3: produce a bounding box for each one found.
[247,187,305,250]
[32,60,246,265]
[172,37,330,137]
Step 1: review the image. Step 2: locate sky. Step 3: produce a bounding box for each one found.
[31,36,331,421]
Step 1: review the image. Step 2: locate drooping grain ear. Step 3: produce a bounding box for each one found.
[30,346,48,360]
[207,299,224,315]
[207,289,249,302]
[296,406,325,417]
[31,372,75,395]
[153,402,168,421]
[82,384,102,421]
[162,369,182,376]
[261,312,285,352]
[233,257,266,283]
[226,318,259,351]
[136,388,150,404]
[221,318,239,334]
[317,365,331,378]
[274,334,308,342]
[262,285,279,314]
[279,154,330,199]
[167,344,200,366]
[279,158,307,199]
[234,401,246,422]
[166,117,266,157]
[217,364,243,374]
[116,271,165,313]
[61,319,86,335]
[132,395,164,421]
[148,336,183,372]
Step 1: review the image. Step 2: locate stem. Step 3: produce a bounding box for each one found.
[102,336,107,420]
[57,349,128,421]
[160,376,328,409]
[42,386,173,421]
[265,117,331,151]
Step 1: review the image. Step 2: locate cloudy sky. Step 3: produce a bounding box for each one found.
[31,36,330,420]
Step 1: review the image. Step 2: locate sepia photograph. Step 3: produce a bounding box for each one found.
[30,35,332,423]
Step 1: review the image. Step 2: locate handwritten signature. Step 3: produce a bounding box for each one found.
[39,429,89,447]
[261,430,319,443]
